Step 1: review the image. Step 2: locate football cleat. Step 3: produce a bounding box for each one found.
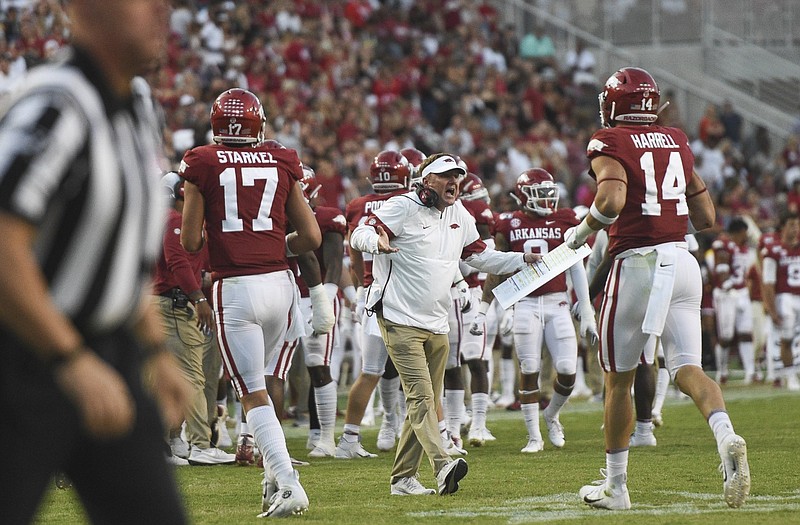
[376,416,397,451]
[187,446,236,465]
[579,470,631,510]
[335,436,378,459]
[521,437,544,453]
[544,416,565,448]
[720,434,750,508]
[467,427,485,447]
[308,441,335,458]
[652,411,663,428]
[260,471,308,518]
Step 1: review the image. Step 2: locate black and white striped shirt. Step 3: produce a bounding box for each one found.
[0,47,166,336]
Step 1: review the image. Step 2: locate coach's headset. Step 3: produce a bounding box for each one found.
[415,154,467,207]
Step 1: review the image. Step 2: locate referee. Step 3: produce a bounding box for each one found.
[0,1,189,524]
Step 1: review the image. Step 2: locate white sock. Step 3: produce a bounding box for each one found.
[444,389,465,436]
[342,424,360,442]
[653,367,669,414]
[471,393,489,430]
[521,402,541,440]
[379,376,400,422]
[715,345,729,376]
[486,356,494,395]
[543,389,570,420]
[500,359,515,398]
[314,382,337,446]
[635,420,653,435]
[247,404,293,486]
[708,410,735,454]
[606,449,629,486]
[739,341,755,378]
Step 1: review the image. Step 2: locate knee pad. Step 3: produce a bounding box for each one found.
[518,357,539,375]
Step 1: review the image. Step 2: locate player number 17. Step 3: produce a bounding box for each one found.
[219,166,278,232]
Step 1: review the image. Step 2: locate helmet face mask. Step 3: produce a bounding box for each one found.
[512,168,559,216]
[598,67,660,128]
[210,88,265,145]
[370,150,411,193]
[459,172,490,203]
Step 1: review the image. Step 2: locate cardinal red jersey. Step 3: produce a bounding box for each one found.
[758,231,778,254]
[747,265,762,301]
[345,190,405,286]
[180,144,303,279]
[711,234,752,291]
[763,241,800,295]
[295,205,347,296]
[461,198,495,287]
[587,125,695,257]
[494,208,578,296]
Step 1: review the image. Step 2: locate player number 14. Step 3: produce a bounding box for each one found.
[640,151,688,217]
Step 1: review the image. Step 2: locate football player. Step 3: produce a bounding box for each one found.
[567,67,749,510]
[474,168,597,453]
[335,150,412,458]
[761,212,800,390]
[711,218,757,384]
[180,88,315,517]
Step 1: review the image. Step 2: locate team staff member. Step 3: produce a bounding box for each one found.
[153,172,234,465]
[0,1,190,523]
[350,153,541,497]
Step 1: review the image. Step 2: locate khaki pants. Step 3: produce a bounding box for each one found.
[378,315,450,483]
[154,295,214,448]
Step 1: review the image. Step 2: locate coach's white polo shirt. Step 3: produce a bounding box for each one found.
[351,191,526,334]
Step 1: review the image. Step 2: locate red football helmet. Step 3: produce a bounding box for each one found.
[299,164,321,202]
[370,150,410,193]
[400,147,427,188]
[598,67,660,127]
[512,168,559,215]
[459,172,489,203]
[210,88,265,145]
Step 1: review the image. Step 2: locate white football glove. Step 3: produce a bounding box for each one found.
[499,308,514,337]
[309,284,335,335]
[572,300,598,345]
[455,280,472,313]
[469,301,491,336]
[720,278,735,291]
[564,226,580,250]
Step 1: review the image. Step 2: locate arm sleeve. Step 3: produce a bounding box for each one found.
[568,259,591,306]
[164,215,202,294]
[463,244,527,275]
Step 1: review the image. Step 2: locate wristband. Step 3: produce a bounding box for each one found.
[589,202,617,225]
[477,300,491,315]
[193,297,208,306]
[573,219,595,247]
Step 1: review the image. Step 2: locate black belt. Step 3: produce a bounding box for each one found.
[159,288,190,309]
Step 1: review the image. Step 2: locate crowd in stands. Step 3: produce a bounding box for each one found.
[2,0,799,241]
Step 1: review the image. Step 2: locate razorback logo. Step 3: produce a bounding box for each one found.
[559,301,568,307]
[450,223,460,229]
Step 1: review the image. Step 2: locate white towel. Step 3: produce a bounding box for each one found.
[285,271,311,341]
[364,281,384,313]
[642,244,678,336]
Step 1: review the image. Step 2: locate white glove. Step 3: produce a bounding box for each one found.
[572,300,598,345]
[455,280,472,313]
[499,308,514,337]
[564,226,580,250]
[469,301,491,336]
[309,284,335,334]
[720,278,735,291]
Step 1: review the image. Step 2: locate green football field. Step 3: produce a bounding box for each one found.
[37,379,800,524]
